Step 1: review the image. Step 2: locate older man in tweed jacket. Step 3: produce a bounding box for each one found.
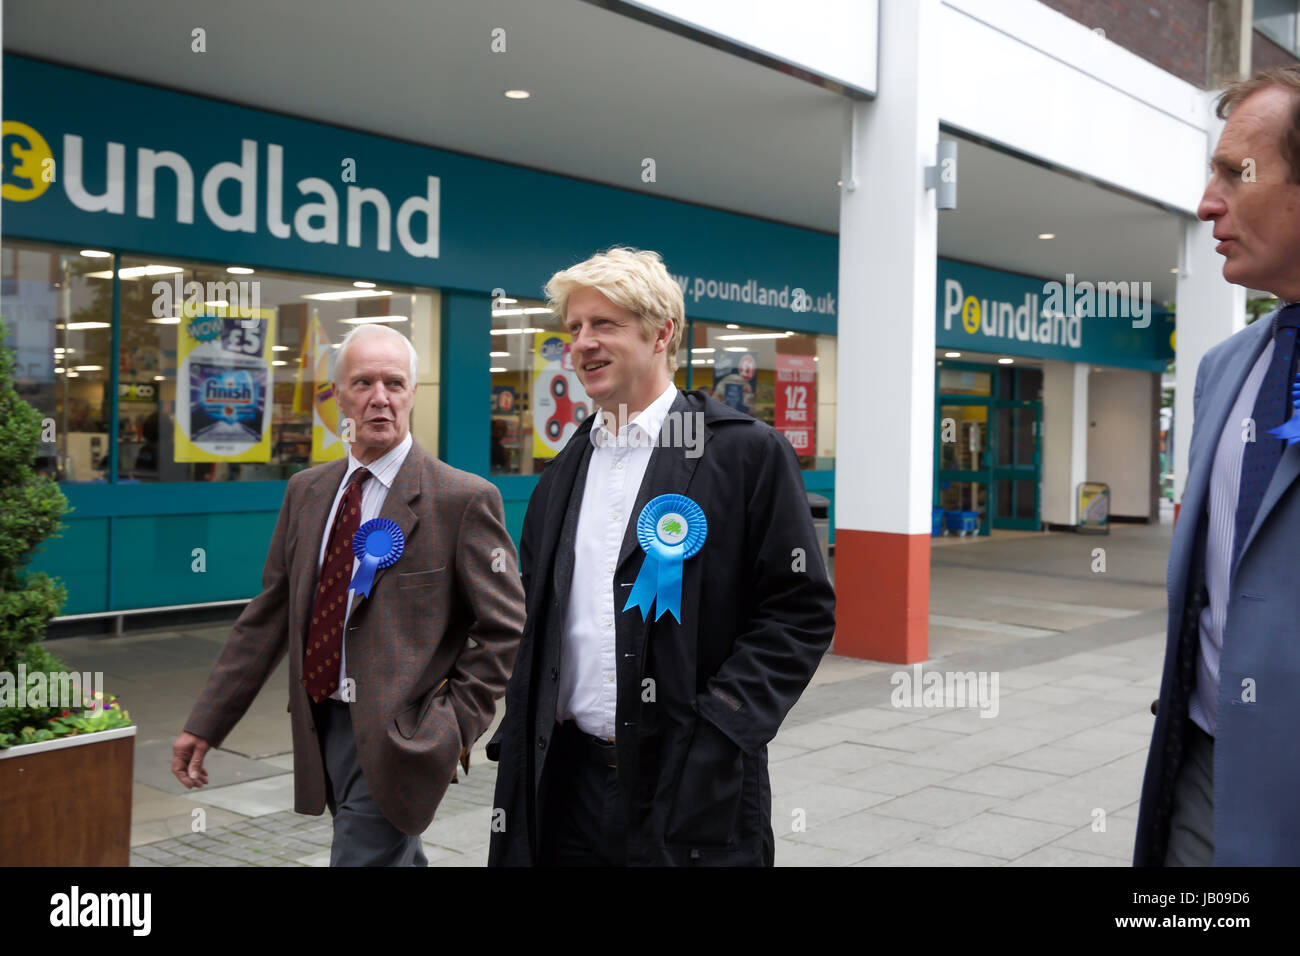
[172,324,525,866]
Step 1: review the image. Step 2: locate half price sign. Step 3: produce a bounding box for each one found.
[775,354,816,454]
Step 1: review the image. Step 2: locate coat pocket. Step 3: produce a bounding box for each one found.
[398,567,446,589]
[664,717,745,847]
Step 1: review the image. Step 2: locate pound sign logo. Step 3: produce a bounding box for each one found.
[1,122,54,202]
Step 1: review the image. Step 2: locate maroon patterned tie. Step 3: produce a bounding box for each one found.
[303,467,371,702]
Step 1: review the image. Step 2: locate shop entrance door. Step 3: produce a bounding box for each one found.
[935,397,1040,534]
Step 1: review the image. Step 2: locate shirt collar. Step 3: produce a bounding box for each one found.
[590,381,679,447]
[345,431,412,489]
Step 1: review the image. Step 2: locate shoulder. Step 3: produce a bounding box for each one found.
[285,459,344,498]
[1202,315,1271,373]
[681,389,775,453]
[414,447,499,506]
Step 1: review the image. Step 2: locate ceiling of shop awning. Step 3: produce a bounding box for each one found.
[6,0,1187,300]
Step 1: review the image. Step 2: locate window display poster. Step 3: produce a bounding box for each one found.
[532,332,591,459]
[775,353,816,454]
[713,349,756,414]
[294,313,346,462]
[174,310,276,462]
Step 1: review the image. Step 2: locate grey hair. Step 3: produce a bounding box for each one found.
[332,323,419,388]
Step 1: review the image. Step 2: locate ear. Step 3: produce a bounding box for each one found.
[654,318,674,352]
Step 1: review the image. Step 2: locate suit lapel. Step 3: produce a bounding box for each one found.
[1238,428,1300,566]
[365,444,423,598]
[616,391,708,577]
[1171,319,1271,584]
[532,419,596,611]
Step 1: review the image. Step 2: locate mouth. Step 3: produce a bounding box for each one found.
[582,361,611,374]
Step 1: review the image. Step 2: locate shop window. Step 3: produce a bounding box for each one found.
[689,322,835,470]
[1,242,112,483]
[489,298,690,475]
[113,255,438,481]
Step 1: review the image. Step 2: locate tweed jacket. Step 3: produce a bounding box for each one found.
[185,441,526,834]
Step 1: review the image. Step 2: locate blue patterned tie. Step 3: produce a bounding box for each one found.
[1233,303,1300,566]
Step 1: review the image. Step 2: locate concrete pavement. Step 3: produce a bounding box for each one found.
[47,516,1173,866]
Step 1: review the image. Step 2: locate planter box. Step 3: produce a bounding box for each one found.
[0,726,136,866]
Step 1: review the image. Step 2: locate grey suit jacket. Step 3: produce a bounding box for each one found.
[1135,311,1300,865]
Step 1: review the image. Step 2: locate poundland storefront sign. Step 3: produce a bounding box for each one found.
[2,56,836,333]
[936,259,1174,372]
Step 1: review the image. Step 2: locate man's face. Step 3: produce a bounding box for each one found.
[1199,86,1300,299]
[335,334,415,459]
[566,286,671,411]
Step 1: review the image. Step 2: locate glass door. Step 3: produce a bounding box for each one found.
[991,400,1041,530]
[936,398,991,534]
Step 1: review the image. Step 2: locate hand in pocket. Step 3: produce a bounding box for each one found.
[665,718,745,846]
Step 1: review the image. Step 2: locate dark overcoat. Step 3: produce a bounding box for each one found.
[487,389,836,865]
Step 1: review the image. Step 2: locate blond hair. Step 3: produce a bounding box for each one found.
[544,246,685,372]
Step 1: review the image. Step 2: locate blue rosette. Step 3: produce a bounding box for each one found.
[623,494,707,623]
[1269,368,1300,445]
[350,517,405,598]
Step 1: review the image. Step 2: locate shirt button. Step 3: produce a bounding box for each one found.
[603,618,612,628]
[537,736,547,750]
[616,461,624,470]
[607,562,615,573]
[609,510,618,521]
[606,673,615,682]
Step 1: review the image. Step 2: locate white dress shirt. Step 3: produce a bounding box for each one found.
[1189,340,1273,737]
[557,381,678,739]
[317,431,413,702]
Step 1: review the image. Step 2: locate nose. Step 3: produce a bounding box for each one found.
[369,382,390,407]
[1198,176,1226,223]
[571,322,595,352]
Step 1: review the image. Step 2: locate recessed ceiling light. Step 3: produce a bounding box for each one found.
[153,375,165,381]
[1037,233,1055,240]
[272,360,288,366]
[504,89,531,99]
[80,249,111,258]
[692,348,715,354]
[272,345,290,351]
[340,315,409,324]
[496,297,518,305]
[490,351,510,358]
[303,289,393,301]
[227,266,255,275]
[353,281,376,288]
[61,322,111,330]
[725,324,740,330]
[998,358,1014,365]
[85,265,182,279]
[489,366,508,373]
[944,351,962,358]
[1170,267,1179,274]
[73,365,103,372]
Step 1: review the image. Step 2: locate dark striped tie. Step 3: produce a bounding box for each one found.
[1233,304,1300,567]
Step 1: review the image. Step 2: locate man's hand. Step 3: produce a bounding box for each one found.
[171,731,212,789]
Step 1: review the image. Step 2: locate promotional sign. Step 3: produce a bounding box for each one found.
[774,353,816,454]
[292,313,346,462]
[532,333,591,459]
[175,311,276,462]
[713,350,756,414]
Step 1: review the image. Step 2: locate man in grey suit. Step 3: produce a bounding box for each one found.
[1135,67,1300,866]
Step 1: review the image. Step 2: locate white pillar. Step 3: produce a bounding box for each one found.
[1173,94,1246,506]
[1041,359,1089,526]
[833,0,939,662]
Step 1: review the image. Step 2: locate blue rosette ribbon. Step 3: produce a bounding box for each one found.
[1269,369,1300,445]
[349,517,405,598]
[623,494,707,623]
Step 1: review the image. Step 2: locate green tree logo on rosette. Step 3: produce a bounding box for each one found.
[623,494,707,623]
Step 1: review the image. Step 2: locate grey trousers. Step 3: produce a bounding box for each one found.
[1164,721,1215,867]
[315,699,428,867]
